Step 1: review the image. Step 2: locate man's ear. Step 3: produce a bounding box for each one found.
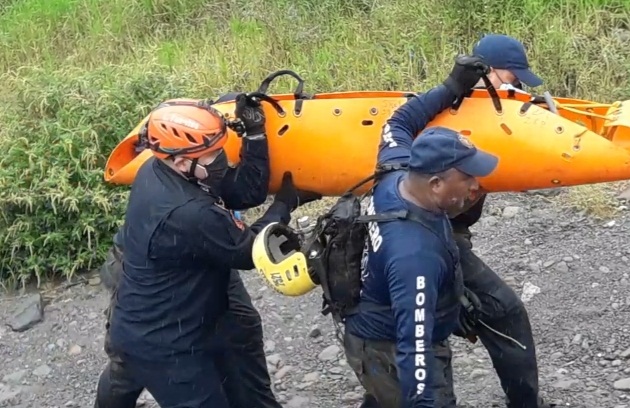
[172,156,190,173]
[428,175,443,191]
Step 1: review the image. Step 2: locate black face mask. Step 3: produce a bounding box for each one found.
[193,150,229,195]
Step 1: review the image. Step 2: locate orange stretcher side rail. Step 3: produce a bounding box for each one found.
[103,87,630,196]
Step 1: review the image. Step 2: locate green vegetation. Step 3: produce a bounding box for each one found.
[0,0,629,288]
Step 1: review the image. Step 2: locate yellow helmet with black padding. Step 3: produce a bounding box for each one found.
[252,222,318,297]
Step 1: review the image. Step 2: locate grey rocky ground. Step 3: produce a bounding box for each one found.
[2,189,630,407]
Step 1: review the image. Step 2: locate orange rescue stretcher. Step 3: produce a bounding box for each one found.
[103,70,630,196]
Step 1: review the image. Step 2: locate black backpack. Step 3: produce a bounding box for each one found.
[306,163,449,323]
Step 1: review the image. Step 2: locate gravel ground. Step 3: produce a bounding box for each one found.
[2,190,630,407]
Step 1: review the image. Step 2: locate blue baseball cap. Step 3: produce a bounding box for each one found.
[473,34,543,87]
[408,127,498,177]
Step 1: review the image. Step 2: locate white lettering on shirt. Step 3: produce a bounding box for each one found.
[381,123,397,148]
[414,275,427,394]
[365,196,383,252]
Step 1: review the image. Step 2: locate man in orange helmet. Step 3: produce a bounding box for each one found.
[94,93,321,408]
[97,93,290,408]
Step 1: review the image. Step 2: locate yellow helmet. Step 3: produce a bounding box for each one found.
[252,222,318,297]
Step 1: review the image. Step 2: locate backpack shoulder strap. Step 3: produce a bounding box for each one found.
[343,161,408,197]
[404,210,458,261]
[356,209,431,227]
[311,161,408,234]
[357,208,458,265]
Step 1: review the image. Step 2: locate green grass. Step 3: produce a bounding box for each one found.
[1,0,630,288]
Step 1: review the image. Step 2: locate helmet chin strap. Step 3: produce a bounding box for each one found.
[185,157,199,181]
[183,157,223,200]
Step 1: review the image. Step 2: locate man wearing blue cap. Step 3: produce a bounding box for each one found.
[446,34,552,408]
[471,33,543,89]
[343,55,499,408]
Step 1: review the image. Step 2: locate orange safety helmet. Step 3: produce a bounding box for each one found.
[146,98,229,160]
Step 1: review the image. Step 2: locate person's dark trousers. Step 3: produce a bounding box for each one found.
[98,245,282,408]
[453,227,547,408]
[94,279,144,408]
[214,270,283,408]
[95,265,230,408]
[94,350,230,408]
[344,329,458,408]
[94,358,143,408]
[359,393,380,408]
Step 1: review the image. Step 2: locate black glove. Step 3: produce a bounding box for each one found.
[234,93,266,137]
[454,286,483,338]
[274,172,322,211]
[443,55,490,97]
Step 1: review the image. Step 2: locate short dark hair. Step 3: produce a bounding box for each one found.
[407,168,451,183]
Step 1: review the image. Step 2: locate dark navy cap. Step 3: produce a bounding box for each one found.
[473,34,543,87]
[408,126,498,177]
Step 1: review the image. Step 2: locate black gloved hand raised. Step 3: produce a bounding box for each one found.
[443,55,490,97]
[274,172,322,212]
[234,93,266,137]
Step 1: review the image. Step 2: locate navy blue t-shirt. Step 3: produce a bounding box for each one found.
[344,85,463,408]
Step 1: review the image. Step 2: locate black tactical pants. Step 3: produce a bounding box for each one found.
[214,270,282,408]
[95,352,229,408]
[95,246,282,408]
[355,230,547,408]
[452,229,545,408]
[344,330,457,408]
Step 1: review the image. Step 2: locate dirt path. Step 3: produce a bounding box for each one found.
[2,191,630,407]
